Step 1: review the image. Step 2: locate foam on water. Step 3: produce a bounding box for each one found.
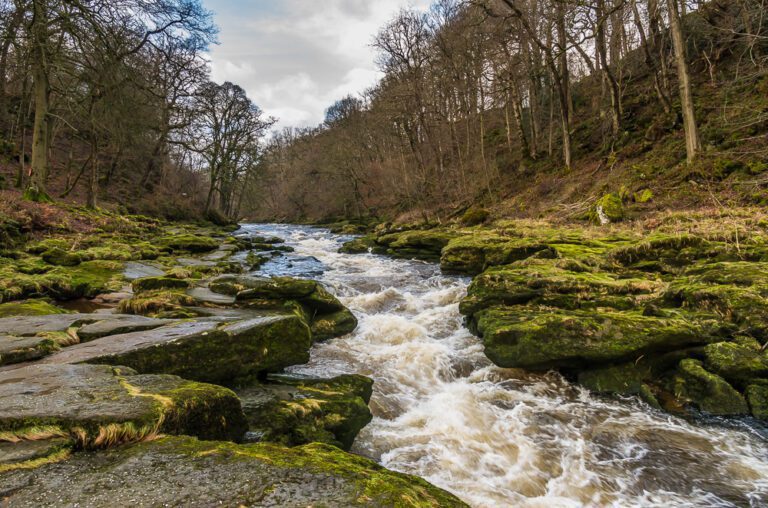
[239,224,768,507]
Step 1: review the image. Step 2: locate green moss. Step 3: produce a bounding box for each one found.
[473,306,733,371]
[0,300,68,318]
[0,258,123,303]
[41,248,82,267]
[673,359,749,415]
[339,235,381,254]
[240,374,373,450]
[634,189,654,203]
[745,381,768,419]
[310,308,358,342]
[376,230,459,262]
[157,234,219,253]
[703,339,768,387]
[132,276,191,292]
[593,193,624,224]
[460,208,490,226]
[460,258,660,316]
[441,233,549,275]
[118,289,198,318]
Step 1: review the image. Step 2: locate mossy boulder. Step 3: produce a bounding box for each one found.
[0,436,467,507]
[42,316,312,386]
[460,258,659,315]
[703,339,768,387]
[673,359,749,415]
[41,248,82,267]
[0,300,67,318]
[131,276,191,293]
[209,276,358,342]
[212,275,316,299]
[239,374,373,450]
[593,193,624,224]
[157,234,219,253]
[376,230,458,262]
[117,289,198,318]
[460,207,490,226]
[440,234,549,275]
[310,308,358,341]
[0,331,79,366]
[339,235,380,254]
[473,307,733,371]
[745,381,768,419]
[0,364,247,449]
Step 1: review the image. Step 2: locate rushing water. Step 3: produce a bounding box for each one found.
[237,224,768,508]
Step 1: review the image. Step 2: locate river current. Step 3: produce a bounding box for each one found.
[238,224,768,507]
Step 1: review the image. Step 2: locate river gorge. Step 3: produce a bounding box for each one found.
[243,223,768,507]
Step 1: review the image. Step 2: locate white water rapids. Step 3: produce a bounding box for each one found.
[239,224,768,507]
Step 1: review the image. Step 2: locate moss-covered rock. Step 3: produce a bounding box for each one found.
[594,193,624,224]
[0,364,247,448]
[157,234,219,253]
[208,275,359,342]
[339,235,381,254]
[0,331,79,366]
[117,289,198,318]
[131,276,190,292]
[460,207,490,226]
[0,436,467,507]
[473,306,732,371]
[673,359,749,415]
[239,374,373,450]
[376,230,459,262]
[41,248,82,267]
[0,300,67,318]
[703,339,768,387]
[441,234,549,275]
[745,381,768,419]
[43,316,312,386]
[460,258,660,315]
[311,308,358,342]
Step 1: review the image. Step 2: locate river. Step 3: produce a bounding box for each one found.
[237,224,768,507]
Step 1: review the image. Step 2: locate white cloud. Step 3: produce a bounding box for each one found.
[206,0,432,128]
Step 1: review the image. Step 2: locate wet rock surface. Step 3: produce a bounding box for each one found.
[238,373,373,450]
[0,364,246,447]
[0,436,467,507]
[39,315,312,385]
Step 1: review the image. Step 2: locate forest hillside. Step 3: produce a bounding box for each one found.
[244,0,768,225]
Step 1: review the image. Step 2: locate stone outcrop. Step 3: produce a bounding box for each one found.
[0,364,247,449]
[0,436,467,507]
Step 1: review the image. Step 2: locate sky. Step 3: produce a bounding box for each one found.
[204,0,432,129]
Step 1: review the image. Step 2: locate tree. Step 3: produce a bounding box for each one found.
[666,0,701,163]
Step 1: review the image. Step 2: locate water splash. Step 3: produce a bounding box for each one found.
[238,224,768,507]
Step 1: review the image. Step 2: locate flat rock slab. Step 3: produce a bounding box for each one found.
[0,363,246,447]
[0,335,62,366]
[76,315,170,342]
[42,315,312,385]
[0,438,73,468]
[187,286,237,305]
[0,436,467,507]
[0,314,95,336]
[176,257,216,267]
[123,261,165,280]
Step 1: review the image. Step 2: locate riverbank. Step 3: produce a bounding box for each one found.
[339,206,768,424]
[0,204,466,506]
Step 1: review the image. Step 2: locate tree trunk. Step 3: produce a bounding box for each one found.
[631,0,673,113]
[86,135,98,209]
[28,0,51,201]
[596,0,622,143]
[667,0,701,163]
